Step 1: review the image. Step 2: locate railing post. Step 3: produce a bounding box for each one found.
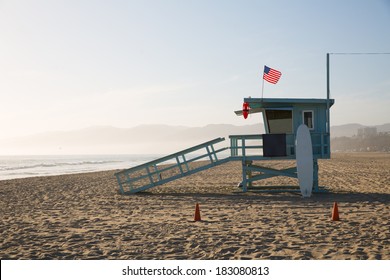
[206,146,214,163]
[230,138,233,156]
[176,156,184,174]
[211,144,218,161]
[125,172,134,192]
[116,175,125,194]
[182,154,189,172]
[232,137,238,157]
[242,138,246,157]
[146,166,154,185]
[153,164,162,181]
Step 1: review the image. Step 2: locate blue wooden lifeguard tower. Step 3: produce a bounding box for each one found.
[231,97,334,192]
[114,97,334,194]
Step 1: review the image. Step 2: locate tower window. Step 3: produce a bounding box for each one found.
[265,109,293,133]
[302,110,314,129]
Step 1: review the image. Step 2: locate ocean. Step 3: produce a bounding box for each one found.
[0,154,162,180]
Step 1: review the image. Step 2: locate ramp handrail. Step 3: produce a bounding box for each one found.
[115,137,230,194]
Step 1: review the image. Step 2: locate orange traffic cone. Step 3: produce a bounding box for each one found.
[332,202,340,221]
[194,203,201,222]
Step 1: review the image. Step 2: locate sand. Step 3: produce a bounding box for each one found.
[0,153,389,260]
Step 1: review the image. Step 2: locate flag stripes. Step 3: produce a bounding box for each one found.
[263,65,282,84]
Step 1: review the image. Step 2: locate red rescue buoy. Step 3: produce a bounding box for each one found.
[242,102,250,119]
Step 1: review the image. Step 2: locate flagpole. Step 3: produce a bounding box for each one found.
[261,77,265,100]
[261,66,265,100]
[326,53,330,134]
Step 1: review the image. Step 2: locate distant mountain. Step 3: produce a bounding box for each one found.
[0,124,262,155]
[1,123,388,155]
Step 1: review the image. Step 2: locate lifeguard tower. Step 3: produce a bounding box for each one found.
[114,97,334,196]
[231,97,334,193]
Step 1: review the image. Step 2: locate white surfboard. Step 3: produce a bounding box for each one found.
[296,124,313,197]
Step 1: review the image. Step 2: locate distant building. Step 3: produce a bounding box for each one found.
[357,127,377,138]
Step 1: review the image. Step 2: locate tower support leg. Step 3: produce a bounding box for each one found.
[241,159,253,192]
[313,159,319,192]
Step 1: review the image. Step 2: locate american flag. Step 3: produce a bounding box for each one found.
[263,65,282,84]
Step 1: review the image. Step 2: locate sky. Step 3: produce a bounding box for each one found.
[1,0,389,139]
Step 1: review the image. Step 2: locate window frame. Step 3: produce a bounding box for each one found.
[265,108,293,134]
[302,110,315,130]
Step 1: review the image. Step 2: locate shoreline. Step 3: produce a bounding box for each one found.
[1,153,389,259]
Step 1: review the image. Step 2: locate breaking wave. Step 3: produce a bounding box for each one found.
[0,155,159,180]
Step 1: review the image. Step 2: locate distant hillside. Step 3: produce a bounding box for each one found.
[1,123,388,155]
[0,124,262,155]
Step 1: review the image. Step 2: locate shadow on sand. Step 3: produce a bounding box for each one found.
[120,189,390,204]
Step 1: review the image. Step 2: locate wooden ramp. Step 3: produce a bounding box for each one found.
[114,137,230,194]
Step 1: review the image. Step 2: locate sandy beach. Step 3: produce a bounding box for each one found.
[0,152,389,260]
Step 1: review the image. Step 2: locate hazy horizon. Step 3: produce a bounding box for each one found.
[1,0,389,141]
[0,122,389,156]
[1,121,390,140]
